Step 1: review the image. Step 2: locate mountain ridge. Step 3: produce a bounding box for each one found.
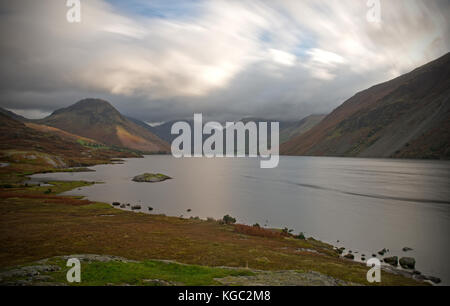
[37,99,170,153]
[281,52,450,159]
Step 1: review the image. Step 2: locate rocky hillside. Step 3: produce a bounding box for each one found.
[281,53,450,159]
[280,115,325,144]
[37,99,170,153]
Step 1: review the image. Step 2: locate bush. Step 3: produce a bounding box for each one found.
[223,215,236,225]
[282,227,294,235]
[295,232,306,240]
[44,188,52,194]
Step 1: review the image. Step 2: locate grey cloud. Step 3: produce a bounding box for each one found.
[0,0,448,122]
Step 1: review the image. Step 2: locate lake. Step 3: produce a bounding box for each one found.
[31,155,450,284]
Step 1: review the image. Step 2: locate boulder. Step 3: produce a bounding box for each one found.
[399,257,416,269]
[402,247,413,252]
[131,205,141,210]
[344,253,355,260]
[383,256,398,266]
[426,276,441,284]
[378,248,387,256]
[132,173,172,183]
[112,202,120,206]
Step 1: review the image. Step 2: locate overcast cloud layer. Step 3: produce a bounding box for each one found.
[0,0,449,122]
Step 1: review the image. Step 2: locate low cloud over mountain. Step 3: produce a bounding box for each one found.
[0,0,449,122]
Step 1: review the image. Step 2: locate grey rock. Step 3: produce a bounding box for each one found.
[142,279,173,286]
[132,173,171,183]
[399,257,416,269]
[344,253,355,260]
[383,256,398,266]
[426,276,441,284]
[378,248,388,256]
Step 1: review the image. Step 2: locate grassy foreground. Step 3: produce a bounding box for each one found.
[0,164,424,286]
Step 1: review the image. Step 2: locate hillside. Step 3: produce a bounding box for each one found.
[25,122,102,145]
[281,53,450,159]
[144,119,194,144]
[38,99,170,153]
[0,108,28,122]
[142,116,323,146]
[280,115,325,144]
[0,112,140,169]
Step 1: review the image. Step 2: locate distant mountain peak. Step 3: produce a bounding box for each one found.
[40,99,170,153]
[52,98,120,116]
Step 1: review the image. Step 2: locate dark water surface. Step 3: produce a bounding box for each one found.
[32,156,450,284]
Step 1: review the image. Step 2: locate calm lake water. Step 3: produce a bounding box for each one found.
[32,155,450,284]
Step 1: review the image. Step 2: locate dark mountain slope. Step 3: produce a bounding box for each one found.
[0,107,28,122]
[279,115,325,144]
[281,53,450,159]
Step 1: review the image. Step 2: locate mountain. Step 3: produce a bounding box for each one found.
[279,115,326,144]
[0,107,28,122]
[281,53,450,159]
[134,116,323,150]
[148,120,194,144]
[38,99,170,153]
[0,112,140,168]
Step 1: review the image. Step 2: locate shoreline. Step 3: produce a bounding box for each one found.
[25,156,444,285]
[0,154,438,286]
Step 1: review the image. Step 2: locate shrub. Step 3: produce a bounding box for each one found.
[295,232,306,240]
[282,227,294,235]
[222,215,236,225]
[234,224,283,239]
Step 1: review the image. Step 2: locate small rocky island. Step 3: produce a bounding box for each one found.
[132,173,172,183]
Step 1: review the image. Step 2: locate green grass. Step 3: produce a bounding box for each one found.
[25,258,255,286]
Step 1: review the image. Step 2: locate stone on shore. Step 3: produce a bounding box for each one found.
[383,256,398,267]
[378,248,388,256]
[344,253,354,260]
[399,257,416,269]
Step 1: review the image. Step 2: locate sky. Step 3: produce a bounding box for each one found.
[0,0,449,122]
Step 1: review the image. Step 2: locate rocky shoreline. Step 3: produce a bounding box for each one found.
[106,200,442,286]
[335,245,441,285]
